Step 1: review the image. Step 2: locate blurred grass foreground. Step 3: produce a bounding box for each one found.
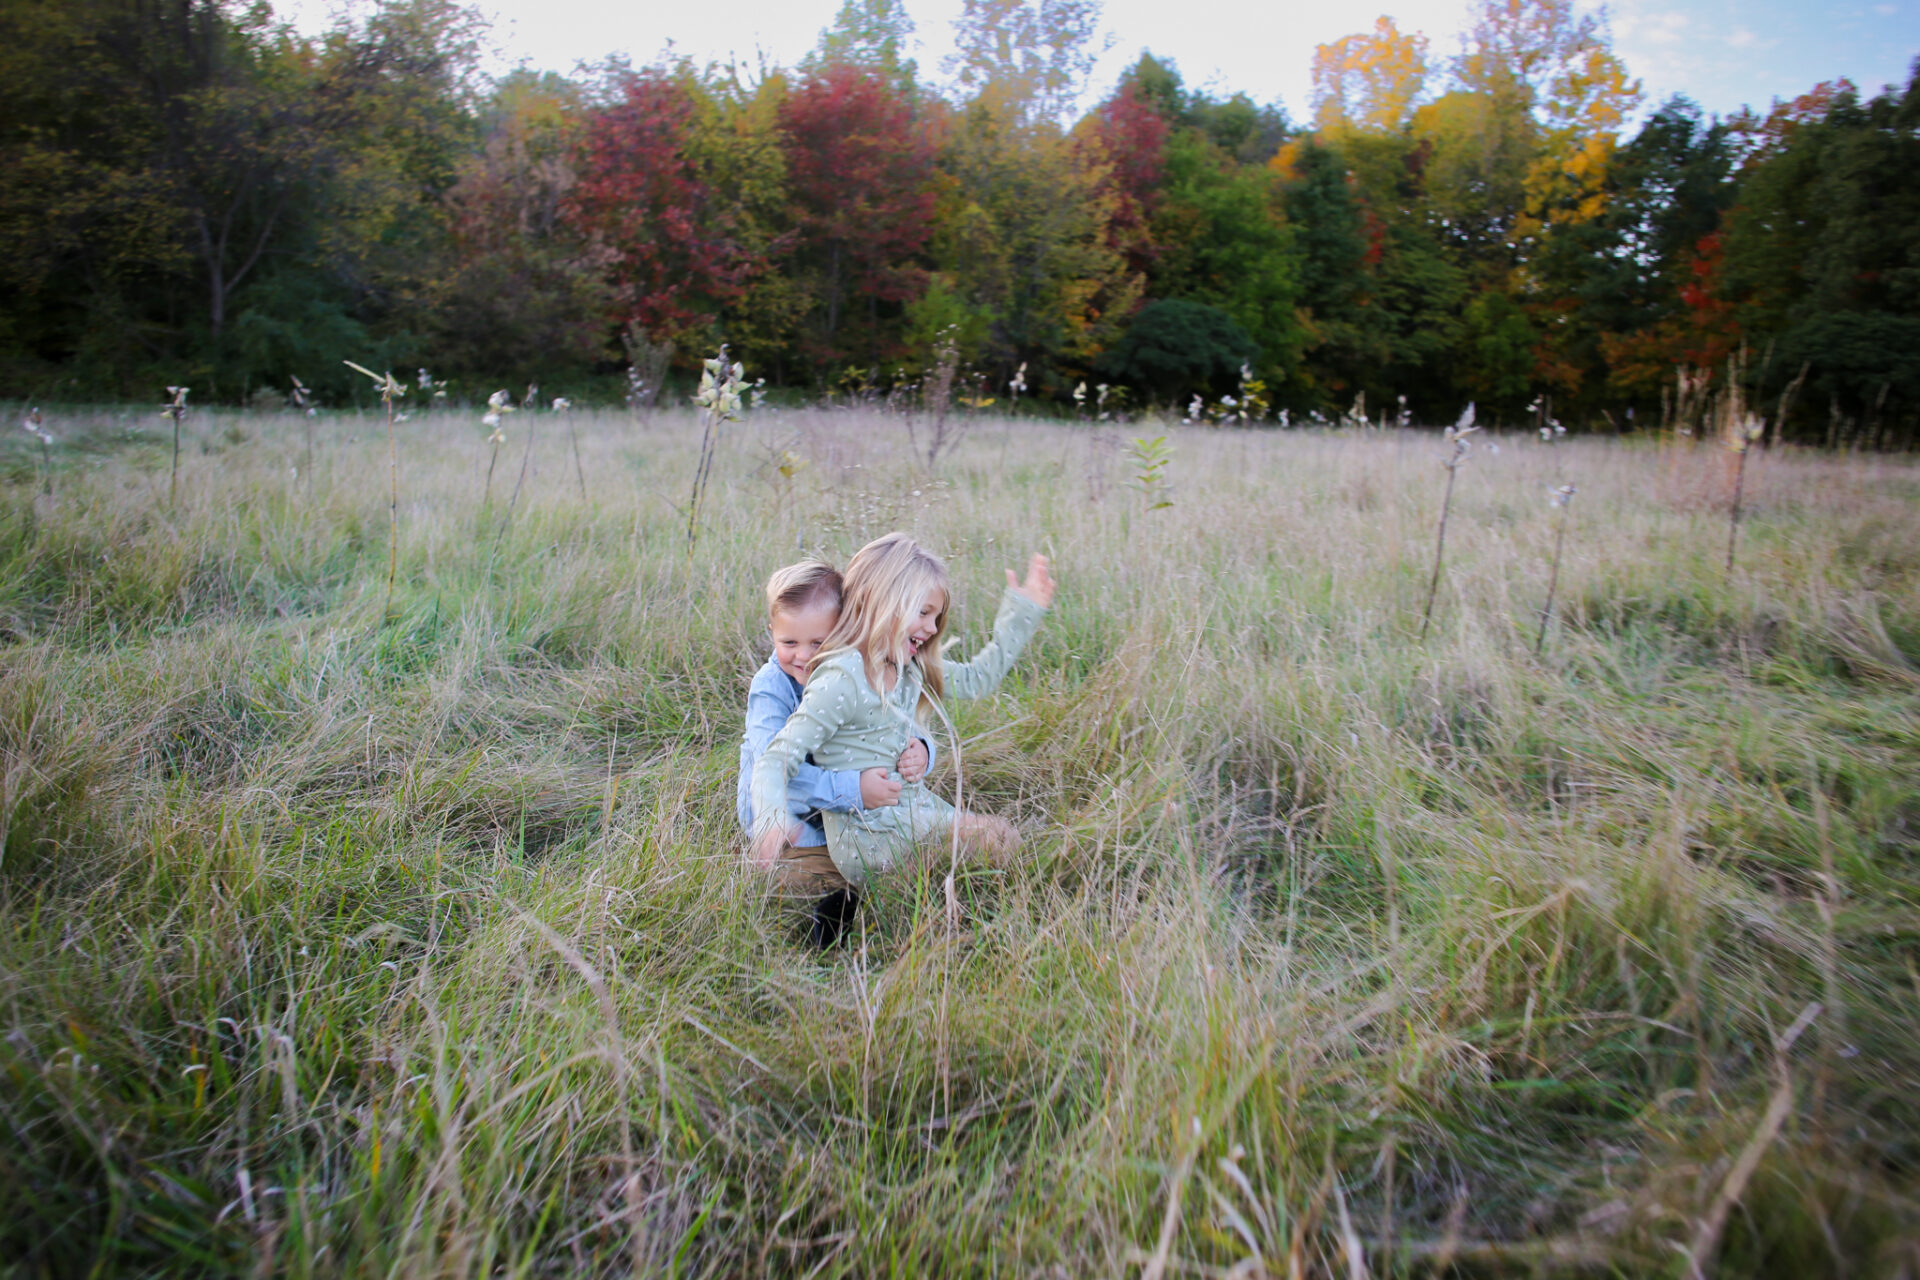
[2,405,1917,1276]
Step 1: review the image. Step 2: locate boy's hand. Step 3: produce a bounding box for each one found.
[896,738,929,782]
[749,825,799,869]
[1008,553,1055,608]
[859,767,902,809]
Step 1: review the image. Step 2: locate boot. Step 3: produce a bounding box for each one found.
[808,887,860,948]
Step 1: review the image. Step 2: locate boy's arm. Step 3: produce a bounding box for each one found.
[941,587,1048,701]
[750,665,857,854]
[741,681,862,821]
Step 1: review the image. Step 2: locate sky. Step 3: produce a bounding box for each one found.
[278,0,1918,123]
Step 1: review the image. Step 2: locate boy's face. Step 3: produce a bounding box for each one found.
[771,601,837,684]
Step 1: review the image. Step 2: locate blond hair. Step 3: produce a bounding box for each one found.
[764,560,842,620]
[811,532,951,715]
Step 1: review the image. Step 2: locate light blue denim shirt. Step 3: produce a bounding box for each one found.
[736,654,935,848]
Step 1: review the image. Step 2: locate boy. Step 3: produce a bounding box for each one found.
[737,560,930,942]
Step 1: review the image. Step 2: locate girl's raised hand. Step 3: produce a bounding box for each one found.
[1007,553,1055,608]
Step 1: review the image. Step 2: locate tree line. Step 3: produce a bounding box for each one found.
[3,0,1917,442]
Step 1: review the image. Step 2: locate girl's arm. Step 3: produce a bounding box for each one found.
[740,681,862,824]
[942,581,1049,700]
[749,664,860,862]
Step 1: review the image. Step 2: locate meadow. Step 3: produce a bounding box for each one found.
[2,401,1917,1277]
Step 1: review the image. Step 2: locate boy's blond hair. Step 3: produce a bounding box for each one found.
[765,560,843,620]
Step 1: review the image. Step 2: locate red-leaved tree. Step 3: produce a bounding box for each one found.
[778,63,936,364]
[1079,84,1169,276]
[566,72,754,346]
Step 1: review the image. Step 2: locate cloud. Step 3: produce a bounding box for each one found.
[1613,5,1692,47]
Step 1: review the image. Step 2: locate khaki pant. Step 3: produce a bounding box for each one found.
[769,843,851,895]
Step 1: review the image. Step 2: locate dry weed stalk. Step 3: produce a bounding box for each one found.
[914,326,964,469]
[1725,414,1765,574]
[506,389,539,513]
[555,398,584,500]
[687,346,744,548]
[162,386,189,506]
[1774,361,1811,450]
[344,360,407,613]
[1535,483,1577,655]
[289,376,315,493]
[1419,405,1478,641]
[481,399,508,504]
[22,407,52,496]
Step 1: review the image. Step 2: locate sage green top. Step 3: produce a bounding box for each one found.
[750,587,1047,884]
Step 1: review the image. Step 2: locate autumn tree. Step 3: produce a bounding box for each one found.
[566,69,768,355]
[1311,16,1430,135]
[779,63,937,368]
[422,72,610,380]
[1077,76,1170,276]
[947,0,1106,124]
[804,0,917,94]
[930,94,1137,387]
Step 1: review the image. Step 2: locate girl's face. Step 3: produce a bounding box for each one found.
[771,600,837,684]
[904,589,945,660]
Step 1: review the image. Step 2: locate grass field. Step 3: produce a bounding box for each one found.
[2,402,1917,1276]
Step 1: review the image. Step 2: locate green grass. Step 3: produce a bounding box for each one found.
[2,403,1917,1276]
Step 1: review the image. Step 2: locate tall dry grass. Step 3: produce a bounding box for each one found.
[2,403,1917,1276]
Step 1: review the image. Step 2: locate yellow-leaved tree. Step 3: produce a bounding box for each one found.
[1442,0,1641,244]
[1310,16,1431,136]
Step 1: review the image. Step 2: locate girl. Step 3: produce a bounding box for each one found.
[749,532,1054,886]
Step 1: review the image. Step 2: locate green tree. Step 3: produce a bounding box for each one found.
[930,94,1138,388]
[1094,297,1255,402]
[1149,129,1302,381]
[804,0,917,95]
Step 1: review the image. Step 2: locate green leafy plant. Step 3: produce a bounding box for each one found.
[1127,435,1174,511]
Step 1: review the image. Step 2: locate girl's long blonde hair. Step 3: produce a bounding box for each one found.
[810,532,950,715]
